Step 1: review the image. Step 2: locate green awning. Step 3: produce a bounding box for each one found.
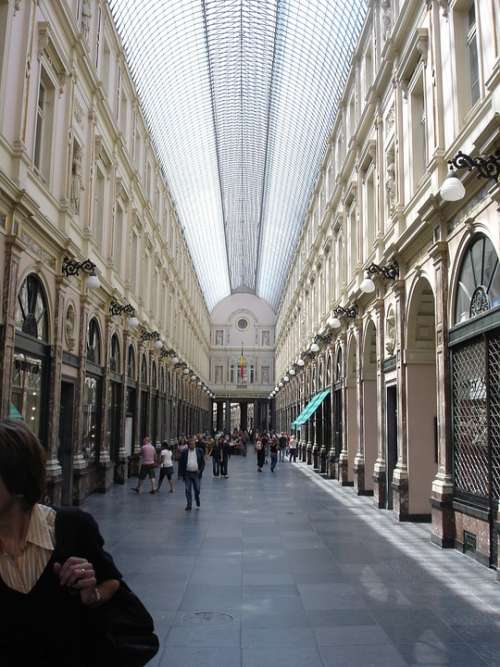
[292,389,330,427]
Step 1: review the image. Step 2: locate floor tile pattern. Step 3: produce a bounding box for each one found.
[84,451,500,666]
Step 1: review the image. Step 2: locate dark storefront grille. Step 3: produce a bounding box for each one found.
[489,332,500,501]
[452,337,488,499]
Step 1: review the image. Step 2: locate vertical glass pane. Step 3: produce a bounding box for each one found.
[83,376,100,462]
[10,354,43,437]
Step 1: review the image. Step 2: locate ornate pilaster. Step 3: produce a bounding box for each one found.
[44,276,66,504]
[72,296,90,504]
[391,279,409,520]
[353,319,366,494]
[372,298,386,508]
[430,240,454,547]
[0,234,22,419]
[95,315,113,492]
[114,329,129,484]
[338,334,349,485]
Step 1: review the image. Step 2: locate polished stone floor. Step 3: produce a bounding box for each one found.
[84,450,500,667]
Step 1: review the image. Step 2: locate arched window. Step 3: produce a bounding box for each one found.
[326,355,332,385]
[86,319,101,365]
[455,235,500,325]
[151,362,157,389]
[141,355,148,385]
[110,334,120,372]
[335,347,343,383]
[160,367,165,393]
[15,274,49,342]
[127,345,135,379]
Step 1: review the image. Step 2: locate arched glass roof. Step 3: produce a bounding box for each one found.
[109,0,368,311]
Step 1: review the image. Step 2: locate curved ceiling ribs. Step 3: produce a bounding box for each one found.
[109,0,367,311]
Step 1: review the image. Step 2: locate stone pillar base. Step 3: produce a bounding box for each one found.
[391,471,409,520]
[338,454,349,485]
[431,477,455,548]
[95,461,114,493]
[300,442,307,462]
[45,474,62,506]
[306,443,312,465]
[312,445,319,471]
[353,459,366,495]
[129,453,140,478]
[114,458,129,485]
[372,466,386,509]
[73,469,89,506]
[319,447,327,474]
[327,453,337,479]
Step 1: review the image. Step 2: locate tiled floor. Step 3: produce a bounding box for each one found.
[84,451,500,666]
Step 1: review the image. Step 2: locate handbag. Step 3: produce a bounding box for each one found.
[54,509,159,667]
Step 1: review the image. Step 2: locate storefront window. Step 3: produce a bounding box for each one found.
[454,235,500,324]
[11,353,42,436]
[83,375,101,462]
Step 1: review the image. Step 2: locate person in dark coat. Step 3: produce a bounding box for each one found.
[218,437,231,479]
[211,437,222,478]
[178,438,205,510]
[0,419,124,666]
[256,438,266,472]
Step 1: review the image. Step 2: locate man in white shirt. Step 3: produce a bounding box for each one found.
[178,439,205,511]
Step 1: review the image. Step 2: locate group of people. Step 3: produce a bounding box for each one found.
[255,431,297,472]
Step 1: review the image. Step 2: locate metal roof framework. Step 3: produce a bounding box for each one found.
[109,0,367,311]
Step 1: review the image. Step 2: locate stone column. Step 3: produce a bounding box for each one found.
[430,240,454,547]
[338,334,350,485]
[240,401,248,431]
[72,296,90,504]
[373,297,386,508]
[391,280,409,520]
[0,234,22,419]
[95,314,113,493]
[353,319,366,494]
[115,330,130,484]
[44,276,67,505]
[216,401,224,431]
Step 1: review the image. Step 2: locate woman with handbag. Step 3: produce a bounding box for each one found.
[0,419,159,667]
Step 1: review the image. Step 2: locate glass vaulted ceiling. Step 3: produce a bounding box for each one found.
[109,0,367,311]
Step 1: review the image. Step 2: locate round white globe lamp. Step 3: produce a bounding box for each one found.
[440,173,465,202]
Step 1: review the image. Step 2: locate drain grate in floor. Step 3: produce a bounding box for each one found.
[181,611,234,625]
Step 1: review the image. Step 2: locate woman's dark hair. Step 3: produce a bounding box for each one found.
[0,419,46,507]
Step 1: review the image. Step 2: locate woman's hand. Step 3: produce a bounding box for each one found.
[53,557,98,604]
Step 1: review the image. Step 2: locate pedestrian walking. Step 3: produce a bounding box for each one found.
[270,438,278,472]
[289,435,297,462]
[278,432,287,461]
[256,438,265,472]
[133,436,157,494]
[157,442,175,493]
[220,436,231,479]
[178,438,205,511]
[0,419,159,666]
[211,437,222,478]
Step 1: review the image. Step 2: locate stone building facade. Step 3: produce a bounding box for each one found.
[275,0,500,570]
[0,0,211,504]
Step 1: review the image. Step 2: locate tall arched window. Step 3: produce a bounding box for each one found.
[141,355,148,385]
[15,274,49,341]
[335,347,343,384]
[127,345,136,379]
[110,334,121,372]
[151,362,157,389]
[86,319,101,365]
[455,235,500,325]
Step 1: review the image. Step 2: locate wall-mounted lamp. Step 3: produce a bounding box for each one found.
[440,149,500,202]
[62,256,100,289]
[109,299,139,328]
[360,262,399,294]
[310,342,320,353]
[329,305,358,329]
[297,359,305,367]
[140,329,162,349]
